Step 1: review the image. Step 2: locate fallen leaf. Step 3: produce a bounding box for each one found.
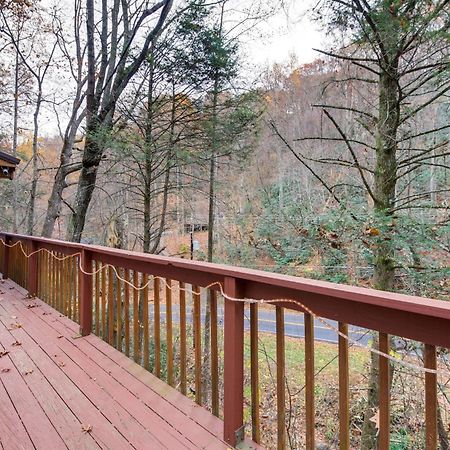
[57,335,63,339]
[12,341,22,347]
[0,351,10,358]
[10,315,17,319]
[24,369,33,375]
[26,303,39,309]
[365,227,381,236]
[58,362,66,368]
[1,368,10,373]
[369,409,380,430]
[82,424,92,433]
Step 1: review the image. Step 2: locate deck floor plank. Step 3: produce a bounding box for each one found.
[0,279,243,450]
[0,320,67,450]
[0,300,131,450]
[31,302,223,449]
[0,371,35,450]
[5,297,195,449]
[0,313,100,450]
[22,294,227,442]
[0,292,175,450]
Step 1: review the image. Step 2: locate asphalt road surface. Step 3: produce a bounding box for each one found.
[149,304,371,346]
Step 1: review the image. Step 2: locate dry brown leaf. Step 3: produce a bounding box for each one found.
[369,409,380,430]
[57,335,63,339]
[81,424,92,433]
[58,362,66,367]
[26,303,38,308]
[24,369,33,375]
[1,368,10,373]
[0,351,10,358]
[12,341,22,347]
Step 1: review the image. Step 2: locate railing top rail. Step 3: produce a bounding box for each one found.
[2,231,449,347]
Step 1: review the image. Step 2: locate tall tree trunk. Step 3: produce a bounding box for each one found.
[143,47,155,254]
[361,33,400,448]
[67,0,101,242]
[26,84,42,236]
[203,69,220,405]
[66,131,105,242]
[12,47,19,233]
[42,121,82,237]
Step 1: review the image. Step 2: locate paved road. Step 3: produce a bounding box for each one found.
[149,304,371,346]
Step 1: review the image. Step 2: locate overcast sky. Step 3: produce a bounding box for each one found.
[35,0,325,135]
[244,2,324,67]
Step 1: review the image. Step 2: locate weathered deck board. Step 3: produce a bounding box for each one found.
[0,278,240,450]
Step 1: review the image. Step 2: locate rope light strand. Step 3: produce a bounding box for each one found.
[0,238,444,376]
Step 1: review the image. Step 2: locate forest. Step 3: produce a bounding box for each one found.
[0,0,449,448]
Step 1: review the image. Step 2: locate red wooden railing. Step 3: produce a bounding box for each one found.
[0,232,449,449]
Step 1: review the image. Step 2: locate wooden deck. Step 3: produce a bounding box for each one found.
[0,278,255,449]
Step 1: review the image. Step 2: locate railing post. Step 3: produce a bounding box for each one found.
[2,234,10,279]
[79,248,93,336]
[223,276,245,446]
[27,239,38,297]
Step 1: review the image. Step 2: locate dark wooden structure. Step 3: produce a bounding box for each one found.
[0,151,20,180]
[1,231,449,449]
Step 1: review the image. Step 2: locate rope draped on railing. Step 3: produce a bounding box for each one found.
[0,237,445,376]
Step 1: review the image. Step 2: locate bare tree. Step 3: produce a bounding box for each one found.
[1,5,58,235]
[67,0,173,242]
[41,0,86,237]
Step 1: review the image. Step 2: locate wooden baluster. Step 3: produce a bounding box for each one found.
[101,263,106,338]
[133,271,140,363]
[166,278,173,386]
[60,254,65,312]
[47,252,52,305]
[27,240,38,298]
[179,281,187,395]
[53,252,58,308]
[56,254,61,312]
[67,256,72,319]
[223,277,244,447]
[37,251,41,298]
[305,312,315,450]
[108,266,114,345]
[53,253,58,309]
[193,285,202,405]
[276,306,286,450]
[79,249,93,336]
[210,289,219,417]
[124,269,130,357]
[43,251,48,303]
[339,323,350,450]
[77,255,81,323]
[62,257,68,316]
[49,251,54,307]
[68,256,73,317]
[60,255,65,312]
[250,302,261,443]
[154,277,161,377]
[0,236,8,279]
[143,274,149,370]
[379,333,390,450]
[69,256,74,320]
[117,269,123,351]
[425,344,437,450]
[94,261,100,334]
